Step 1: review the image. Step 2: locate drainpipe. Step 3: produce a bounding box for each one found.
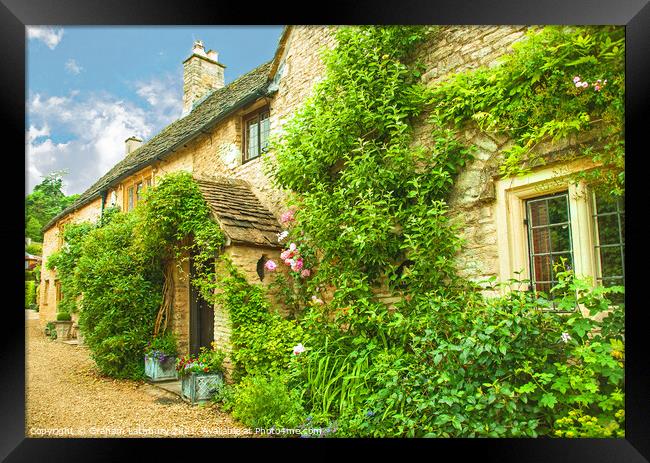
[100,190,107,224]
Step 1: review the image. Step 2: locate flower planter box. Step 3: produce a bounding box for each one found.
[53,321,73,341]
[144,355,178,382]
[181,371,224,405]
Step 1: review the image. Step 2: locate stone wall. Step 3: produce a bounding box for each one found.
[212,245,285,377]
[410,26,533,288]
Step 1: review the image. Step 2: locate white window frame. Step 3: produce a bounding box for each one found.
[494,159,600,291]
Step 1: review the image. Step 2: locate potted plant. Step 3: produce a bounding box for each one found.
[53,311,73,341]
[176,343,226,405]
[144,333,178,382]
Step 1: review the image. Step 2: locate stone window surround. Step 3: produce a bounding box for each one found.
[494,158,602,290]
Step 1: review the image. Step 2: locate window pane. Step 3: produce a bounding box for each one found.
[596,214,620,245]
[547,195,569,223]
[532,254,552,284]
[549,224,571,253]
[528,200,549,226]
[530,227,550,254]
[128,186,134,211]
[260,113,270,151]
[247,119,259,159]
[136,182,144,202]
[593,191,625,289]
[599,246,624,279]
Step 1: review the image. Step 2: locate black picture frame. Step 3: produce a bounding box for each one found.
[4,0,649,460]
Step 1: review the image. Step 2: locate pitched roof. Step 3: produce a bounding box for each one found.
[43,61,273,232]
[195,177,282,248]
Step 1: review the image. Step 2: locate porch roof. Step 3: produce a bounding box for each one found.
[195,177,282,248]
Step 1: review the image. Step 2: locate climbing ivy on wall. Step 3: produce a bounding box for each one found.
[255,25,625,437]
[431,25,625,196]
[46,172,225,379]
[268,25,474,307]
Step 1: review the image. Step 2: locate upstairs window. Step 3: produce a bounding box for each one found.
[243,107,270,163]
[124,176,152,212]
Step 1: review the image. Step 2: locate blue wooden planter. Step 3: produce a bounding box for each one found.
[144,355,178,382]
[181,371,224,405]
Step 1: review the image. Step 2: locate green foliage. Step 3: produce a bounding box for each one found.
[268,26,472,302]
[176,346,226,376]
[145,332,178,356]
[265,25,625,438]
[25,171,80,241]
[25,281,36,308]
[46,172,224,379]
[219,258,303,381]
[45,322,57,340]
[56,311,72,321]
[430,26,624,196]
[73,212,162,379]
[227,372,306,429]
[26,242,43,255]
[137,171,225,304]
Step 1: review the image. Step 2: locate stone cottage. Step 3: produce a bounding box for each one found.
[39,26,624,357]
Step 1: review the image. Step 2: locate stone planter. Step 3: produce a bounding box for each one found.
[53,321,73,341]
[144,355,178,382]
[181,371,224,405]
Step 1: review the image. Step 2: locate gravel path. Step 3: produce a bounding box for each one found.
[25,311,255,438]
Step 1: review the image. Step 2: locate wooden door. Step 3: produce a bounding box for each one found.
[189,255,215,356]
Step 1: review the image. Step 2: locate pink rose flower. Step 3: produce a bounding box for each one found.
[311,296,324,305]
[280,250,292,260]
[289,242,297,252]
[573,76,581,83]
[264,260,277,271]
[291,258,304,272]
[301,269,311,278]
[581,81,589,88]
[280,209,295,224]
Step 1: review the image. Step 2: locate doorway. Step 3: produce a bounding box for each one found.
[189,254,215,356]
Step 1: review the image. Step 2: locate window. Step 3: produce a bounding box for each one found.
[495,160,624,306]
[525,192,574,296]
[593,191,625,303]
[243,107,270,162]
[124,176,152,212]
[55,280,62,303]
[127,186,135,211]
[136,181,144,202]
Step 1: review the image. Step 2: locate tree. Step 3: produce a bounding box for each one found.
[25,171,80,241]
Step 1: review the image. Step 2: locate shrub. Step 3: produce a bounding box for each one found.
[25,281,36,308]
[229,372,306,430]
[56,312,72,321]
[219,259,303,381]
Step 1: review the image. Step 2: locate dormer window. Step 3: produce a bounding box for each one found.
[243,106,270,163]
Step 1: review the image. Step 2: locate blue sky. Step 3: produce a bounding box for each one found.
[26,26,284,195]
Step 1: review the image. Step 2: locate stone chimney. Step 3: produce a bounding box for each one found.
[125,136,143,155]
[182,40,226,115]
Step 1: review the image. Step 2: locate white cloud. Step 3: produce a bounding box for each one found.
[65,58,83,75]
[27,26,64,50]
[134,74,183,125]
[26,91,157,195]
[26,71,184,196]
